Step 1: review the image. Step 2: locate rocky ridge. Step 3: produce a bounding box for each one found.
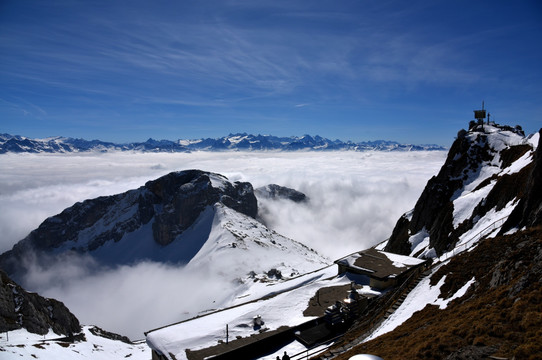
[0,170,258,276]
[0,169,326,290]
[385,123,540,257]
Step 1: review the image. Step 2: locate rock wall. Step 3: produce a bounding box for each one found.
[503,129,542,231]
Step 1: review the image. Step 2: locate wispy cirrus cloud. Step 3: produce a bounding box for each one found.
[2,0,541,142]
[2,1,447,105]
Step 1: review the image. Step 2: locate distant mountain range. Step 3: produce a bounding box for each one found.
[0,133,446,154]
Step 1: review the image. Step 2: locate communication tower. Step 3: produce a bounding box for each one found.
[473,101,487,125]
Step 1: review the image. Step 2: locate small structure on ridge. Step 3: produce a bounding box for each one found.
[335,248,429,290]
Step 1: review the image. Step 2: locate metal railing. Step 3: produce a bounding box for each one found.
[290,333,345,360]
[438,216,509,262]
[287,267,427,360]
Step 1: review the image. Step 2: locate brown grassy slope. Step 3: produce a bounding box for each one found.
[333,227,542,360]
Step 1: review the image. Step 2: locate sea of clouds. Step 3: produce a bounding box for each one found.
[0,151,446,339]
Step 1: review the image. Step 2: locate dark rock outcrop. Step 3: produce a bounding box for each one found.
[255,184,308,203]
[0,170,257,275]
[384,214,412,255]
[88,325,132,344]
[0,269,81,336]
[385,127,494,256]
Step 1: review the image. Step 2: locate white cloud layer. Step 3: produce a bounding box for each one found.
[23,255,236,341]
[0,151,445,339]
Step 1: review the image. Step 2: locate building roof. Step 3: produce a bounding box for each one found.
[335,248,426,280]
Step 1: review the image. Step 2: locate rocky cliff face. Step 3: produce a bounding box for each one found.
[145,170,257,245]
[0,269,81,336]
[385,124,540,257]
[503,129,542,231]
[0,170,257,275]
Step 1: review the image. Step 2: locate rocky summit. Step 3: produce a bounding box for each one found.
[144,170,257,245]
[385,123,540,257]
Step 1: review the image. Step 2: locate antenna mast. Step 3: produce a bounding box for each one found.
[474,101,487,125]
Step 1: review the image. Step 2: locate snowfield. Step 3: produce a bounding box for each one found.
[183,203,328,280]
[146,266,357,360]
[0,326,150,360]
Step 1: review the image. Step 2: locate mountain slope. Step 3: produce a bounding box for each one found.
[0,132,446,154]
[336,226,542,360]
[0,170,257,273]
[329,124,542,360]
[183,203,326,280]
[385,123,540,257]
[502,129,542,231]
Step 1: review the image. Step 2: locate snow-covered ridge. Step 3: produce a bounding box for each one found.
[184,203,328,282]
[385,123,541,259]
[0,132,446,154]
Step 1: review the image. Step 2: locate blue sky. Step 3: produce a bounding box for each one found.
[1,0,541,146]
